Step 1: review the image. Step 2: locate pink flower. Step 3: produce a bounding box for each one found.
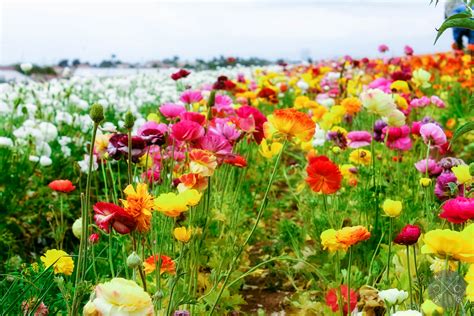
[414,158,442,176]
[142,167,161,184]
[160,103,186,119]
[439,197,474,224]
[347,131,372,148]
[368,78,392,93]
[89,233,100,244]
[93,202,137,234]
[411,121,422,136]
[404,45,414,56]
[171,120,205,142]
[378,44,389,53]
[180,90,203,104]
[235,105,267,144]
[180,112,206,125]
[197,134,233,157]
[137,121,166,146]
[430,96,445,108]
[208,118,241,143]
[435,172,459,200]
[410,96,431,108]
[420,123,447,147]
[214,94,233,113]
[383,125,412,151]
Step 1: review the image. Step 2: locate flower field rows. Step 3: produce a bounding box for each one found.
[0,49,473,315]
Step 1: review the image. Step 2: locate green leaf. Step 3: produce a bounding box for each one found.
[451,121,474,144]
[434,17,474,44]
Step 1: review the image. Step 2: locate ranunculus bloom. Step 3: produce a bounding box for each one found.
[93,202,137,234]
[414,159,442,177]
[420,123,447,147]
[171,69,190,81]
[439,197,474,224]
[173,227,192,243]
[335,226,371,248]
[180,90,203,104]
[383,199,402,217]
[321,229,346,252]
[136,121,166,146]
[40,249,74,276]
[107,133,147,163]
[404,45,414,56]
[347,131,372,148]
[189,149,218,176]
[121,183,155,232]
[373,119,388,142]
[180,111,206,125]
[421,224,474,262]
[235,105,267,144]
[171,120,205,142]
[325,285,358,315]
[434,172,459,200]
[154,189,202,217]
[159,103,187,119]
[306,155,342,194]
[224,155,247,168]
[452,165,471,184]
[267,108,316,142]
[383,125,412,151]
[378,44,389,53]
[393,224,421,245]
[361,88,396,117]
[197,134,232,157]
[48,179,75,193]
[83,278,154,316]
[378,288,408,305]
[143,255,176,275]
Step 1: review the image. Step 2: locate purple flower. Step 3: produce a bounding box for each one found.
[373,120,388,142]
[434,172,460,201]
[327,131,347,150]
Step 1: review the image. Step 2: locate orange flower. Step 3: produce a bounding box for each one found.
[341,97,362,116]
[143,255,175,275]
[335,226,371,248]
[48,180,76,193]
[121,183,154,232]
[306,156,342,194]
[178,173,208,192]
[267,108,316,142]
[189,149,217,177]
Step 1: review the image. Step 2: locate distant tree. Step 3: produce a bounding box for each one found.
[99,60,114,68]
[72,59,81,67]
[58,59,69,67]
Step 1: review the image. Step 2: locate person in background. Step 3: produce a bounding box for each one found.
[444,0,473,50]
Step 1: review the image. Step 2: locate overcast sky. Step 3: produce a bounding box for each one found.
[0,0,452,65]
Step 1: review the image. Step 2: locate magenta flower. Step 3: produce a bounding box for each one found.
[93,202,137,234]
[347,131,372,148]
[434,172,459,200]
[439,197,474,224]
[235,105,267,144]
[214,94,234,113]
[393,224,421,245]
[420,123,447,147]
[160,103,187,119]
[171,120,204,142]
[383,125,412,151]
[180,112,206,125]
[107,134,147,162]
[368,77,392,93]
[378,44,389,53]
[414,158,442,177]
[404,45,414,56]
[180,90,203,104]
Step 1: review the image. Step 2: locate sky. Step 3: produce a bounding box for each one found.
[0,0,452,65]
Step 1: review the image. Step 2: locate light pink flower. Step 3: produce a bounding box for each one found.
[197,134,233,157]
[347,131,372,148]
[180,90,203,104]
[414,158,442,176]
[171,120,205,142]
[214,94,233,113]
[368,78,392,93]
[410,96,431,108]
[430,96,445,108]
[160,103,186,119]
[208,118,241,143]
[420,123,447,147]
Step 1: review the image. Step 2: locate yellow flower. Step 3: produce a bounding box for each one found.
[349,149,372,166]
[83,278,153,316]
[341,97,362,116]
[412,68,431,88]
[266,109,316,142]
[385,109,406,127]
[466,264,474,302]
[394,94,408,110]
[146,113,161,123]
[382,199,402,217]
[259,139,283,159]
[360,88,396,116]
[40,249,74,276]
[154,189,202,217]
[420,177,432,187]
[421,299,444,316]
[121,183,154,232]
[390,80,410,93]
[421,224,474,263]
[321,229,346,252]
[174,227,192,243]
[452,165,471,184]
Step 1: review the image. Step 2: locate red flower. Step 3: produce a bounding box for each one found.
[89,233,100,244]
[393,224,421,245]
[171,69,190,81]
[48,180,76,193]
[439,197,474,224]
[325,285,358,315]
[93,202,137,234]
[213,76,236,90]
[257,87,278,104]
[224,155,247,168]
[305,156,342,194]
[171,120,205,142]
[144,254,176,275]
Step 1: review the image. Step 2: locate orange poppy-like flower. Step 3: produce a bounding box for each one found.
[178,173,208,192]
[341,97,362,116]
[120,183,154,232]
[335,226,371,248]
[48,180,76,193]
[143,255,175,275]
[306,155,342,194]
[267,108,316,142]
[189,149,217,177]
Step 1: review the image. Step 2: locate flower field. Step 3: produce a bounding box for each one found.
[0,49,473,316]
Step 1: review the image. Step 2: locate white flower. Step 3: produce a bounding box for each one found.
[36,142,52,157]
[39,156,52,166]
[361,88,396,117]
[312,125,326,147]
[20,63,33,73]
[412,68,431,89]
[378,288,409,305]
[0,137,14,148]
[38,122,58,142]
[296,80,309,90]
[56,112,73,125]
[392,310,422,316]
[72,218,82,239]
[61,146,71,157]
[78,154,98,174]
[383,109,406,127]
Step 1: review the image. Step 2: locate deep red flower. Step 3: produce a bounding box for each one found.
[393,224,421,245]
[93,202,137,234]
[224,155,247,168]
[107,133,147,163]
[439,197,474,224]
[257,87,278,104]
[325,285,358,315]
[213,76,236,90]
[306,156,342,194]
[89,233,100,244]
[48,180,76,193]
[171,69,190,81]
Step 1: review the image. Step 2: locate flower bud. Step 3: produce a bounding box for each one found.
[72,218,82,239]
[89,103,104,123]
[124,111,136,129]
[420,177,432,187]
[331,146,341,154]
[126,251,142,268]
[89,233,100,244]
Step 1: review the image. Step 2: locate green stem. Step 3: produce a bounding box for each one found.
[209,140,287,315]
[407,245,413,309]
[386,217,393,285]
[108,226,115,277]
[413,246,422,309]
[347,246,353,315]
[335,251,344,316]
[127,128,132,184]
[166,243,185,316]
